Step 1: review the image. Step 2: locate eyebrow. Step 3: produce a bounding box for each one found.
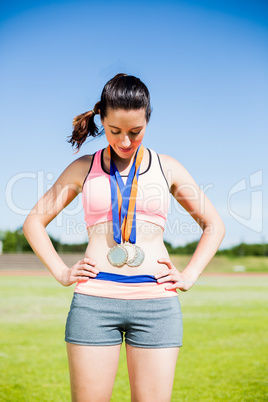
[108,125,143,130]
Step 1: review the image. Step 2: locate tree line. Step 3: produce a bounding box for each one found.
[0,229,267,257]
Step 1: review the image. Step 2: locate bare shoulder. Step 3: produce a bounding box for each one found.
[23,153,95,228]
[158,153,225,231]
[157,153,192,190]
[60,154,94,193]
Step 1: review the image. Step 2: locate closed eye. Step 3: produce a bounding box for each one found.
[111,131,142,135]
[131,131,142,135]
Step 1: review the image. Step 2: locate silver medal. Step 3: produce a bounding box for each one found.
[123,243,138,265]
[127,245,145,267]
[107,244,128,267]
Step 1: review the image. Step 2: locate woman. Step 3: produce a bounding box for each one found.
[23,73,225,402]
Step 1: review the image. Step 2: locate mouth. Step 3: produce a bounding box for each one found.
[118,146,133,153]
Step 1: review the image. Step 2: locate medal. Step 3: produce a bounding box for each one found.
[123,242,138,265]
[127,245,145,267]
[107,144,145,267]
[107,244,128,267]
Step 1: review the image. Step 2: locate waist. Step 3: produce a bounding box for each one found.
[85,222,169,275]
[74,271,177,300]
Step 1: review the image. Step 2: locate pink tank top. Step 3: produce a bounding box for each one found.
[82,148,170,230]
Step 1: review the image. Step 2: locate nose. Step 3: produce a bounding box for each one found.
[120,135,131,148]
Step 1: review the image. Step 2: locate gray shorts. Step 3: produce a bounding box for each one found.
[65,293,183,348]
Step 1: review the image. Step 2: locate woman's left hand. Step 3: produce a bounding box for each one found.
[155,258,196,292]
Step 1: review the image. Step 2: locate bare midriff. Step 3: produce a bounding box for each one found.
[84,220,170,276]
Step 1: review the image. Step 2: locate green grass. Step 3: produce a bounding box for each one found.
[170,255,268,274]
[0,275,267,401]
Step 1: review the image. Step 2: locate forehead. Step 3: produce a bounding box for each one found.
[103,108,146,127]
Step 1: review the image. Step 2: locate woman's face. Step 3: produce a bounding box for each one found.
[101,107,147,159]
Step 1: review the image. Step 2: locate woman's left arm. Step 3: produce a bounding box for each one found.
[155,154,226,292]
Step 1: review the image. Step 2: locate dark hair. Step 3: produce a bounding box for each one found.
[66,73,152,153]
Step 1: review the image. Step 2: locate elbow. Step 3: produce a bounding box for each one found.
[22,215,42,235]
[204,219,226,239]
[214,215,225,234]
[219,223,226,242]
[215,220,226,241]
[22,215,32,231]
[22,217,28,233]
[22,218,30,236]
[217,217,226,237]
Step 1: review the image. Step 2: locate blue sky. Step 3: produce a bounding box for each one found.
[1,0,267,249]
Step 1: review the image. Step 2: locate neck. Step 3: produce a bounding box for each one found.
[107,146,137,171]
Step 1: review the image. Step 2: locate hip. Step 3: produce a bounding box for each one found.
[74,270,178,300]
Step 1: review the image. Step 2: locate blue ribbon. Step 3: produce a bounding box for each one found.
[110,145,142,244]
[93,271,157,283]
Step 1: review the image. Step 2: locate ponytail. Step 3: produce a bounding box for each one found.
[67,73,152,154]
[66,101,102,154]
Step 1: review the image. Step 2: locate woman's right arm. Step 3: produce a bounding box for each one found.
[22,155,98,286]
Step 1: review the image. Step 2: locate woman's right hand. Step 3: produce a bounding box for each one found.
[58,257,99,287]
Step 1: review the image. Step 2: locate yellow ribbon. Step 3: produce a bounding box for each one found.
[107,145,144,242]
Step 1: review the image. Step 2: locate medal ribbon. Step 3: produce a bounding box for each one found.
[108,144,144,244]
